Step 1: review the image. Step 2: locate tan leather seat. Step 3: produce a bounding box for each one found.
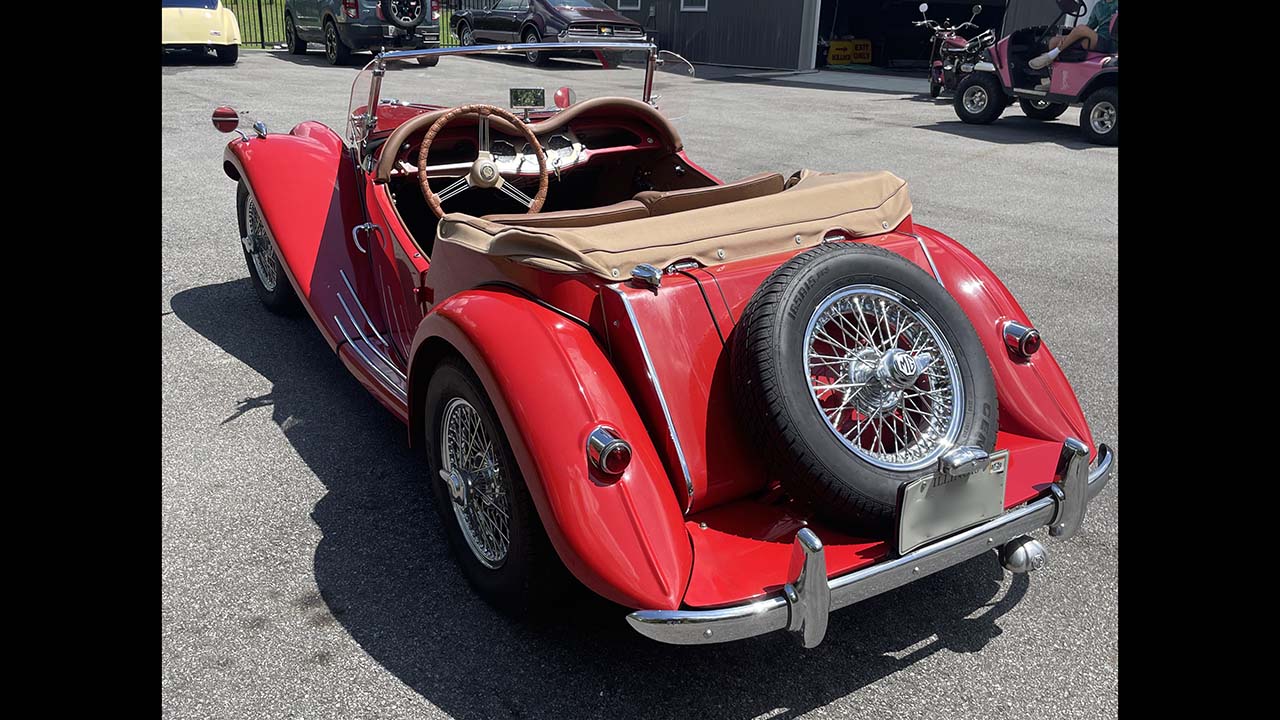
[633,172,785,216]
[481,200,649,228]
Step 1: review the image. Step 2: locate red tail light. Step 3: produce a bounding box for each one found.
[432,1,441,22]
[343,0,358,19]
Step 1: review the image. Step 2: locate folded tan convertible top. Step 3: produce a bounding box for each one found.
[435,170,911,281]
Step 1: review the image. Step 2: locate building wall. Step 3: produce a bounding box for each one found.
[612,0,812,70]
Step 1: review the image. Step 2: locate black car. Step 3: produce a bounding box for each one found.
[285,0,442,65]
[451,0,648,65]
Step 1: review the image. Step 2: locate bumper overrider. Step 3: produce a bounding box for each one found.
[627,439,1114,648]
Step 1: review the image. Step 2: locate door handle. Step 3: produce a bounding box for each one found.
[351,223,383,253]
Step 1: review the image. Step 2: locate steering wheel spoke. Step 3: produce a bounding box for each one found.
[496,178,535,208]
[436,175,473,203]
[477,113,491,154]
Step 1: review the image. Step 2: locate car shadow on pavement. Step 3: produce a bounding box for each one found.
[162,49,236,71]
[917,118,1104,150]
[172,278,1033,720]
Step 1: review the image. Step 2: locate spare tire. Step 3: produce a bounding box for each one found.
[731,242,997,530]
[381,0,426,30]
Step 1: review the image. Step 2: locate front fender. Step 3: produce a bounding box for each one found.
[408,289,693,610]
[222,122,367,352]
[915,224,1096,455]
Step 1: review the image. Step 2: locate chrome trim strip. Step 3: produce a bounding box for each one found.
[626,443,1113,646]
[908,232,943,285]
[613,289,695,513]
[337,291,404,380]
[334,314,408,400]
[339,269,404,377]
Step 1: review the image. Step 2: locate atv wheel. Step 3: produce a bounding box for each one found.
[1080,86,1118,145]
[1019,98,1068,120]
[954,74,1004,124]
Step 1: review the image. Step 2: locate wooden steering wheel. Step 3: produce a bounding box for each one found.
[417,104,549,219]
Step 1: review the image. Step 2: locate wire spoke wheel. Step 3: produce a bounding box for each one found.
[245,197,279,292]
[804,285,964,471]
[441,397,511,569]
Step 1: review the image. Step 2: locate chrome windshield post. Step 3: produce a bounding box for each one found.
[366,62,386,136]
[643,47,657,104]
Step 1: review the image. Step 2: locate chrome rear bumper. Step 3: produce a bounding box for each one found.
[627,440,1114,648]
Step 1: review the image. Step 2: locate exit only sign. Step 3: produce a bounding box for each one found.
[828,39,873,65]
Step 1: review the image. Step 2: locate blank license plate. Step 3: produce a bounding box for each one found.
[896,450,1009,555]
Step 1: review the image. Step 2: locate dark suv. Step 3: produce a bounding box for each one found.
[285,1,441,65]
[451,0,648,65]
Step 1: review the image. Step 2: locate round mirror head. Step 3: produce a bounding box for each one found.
[919,3,929,13]
[553,86,577,109]
[972,4,982,15]
[212,106,240,133]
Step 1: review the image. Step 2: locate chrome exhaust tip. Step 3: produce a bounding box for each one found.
[998,535,1047,574]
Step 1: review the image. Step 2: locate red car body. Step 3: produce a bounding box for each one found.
[219,42,1111,647]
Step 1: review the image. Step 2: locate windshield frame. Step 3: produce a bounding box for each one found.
[349,41,658,156]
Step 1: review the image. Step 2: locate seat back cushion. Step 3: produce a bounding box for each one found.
[481,200,649,228]
[633,172,785,216]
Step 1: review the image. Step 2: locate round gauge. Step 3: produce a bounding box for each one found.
[490,140,516,159]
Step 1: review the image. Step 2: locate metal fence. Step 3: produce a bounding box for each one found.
[221,1,501,49]
[224,0,287,48]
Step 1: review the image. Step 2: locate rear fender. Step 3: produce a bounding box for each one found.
[914,224,1096,454]
[407,288,693,610]
[220,7,242,44]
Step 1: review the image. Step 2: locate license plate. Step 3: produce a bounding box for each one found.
[895,450,1008,555]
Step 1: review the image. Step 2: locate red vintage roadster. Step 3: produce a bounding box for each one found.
[216,42,1112,648]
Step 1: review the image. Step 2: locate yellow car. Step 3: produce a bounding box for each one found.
[162,0,241,64]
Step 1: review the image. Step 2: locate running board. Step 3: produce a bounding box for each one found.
[334,269,407,400]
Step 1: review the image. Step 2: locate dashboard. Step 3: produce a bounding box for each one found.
[488,132,582,175]
[389,122,657,181]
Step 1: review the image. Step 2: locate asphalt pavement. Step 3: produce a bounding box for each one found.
[162,48,1117,720]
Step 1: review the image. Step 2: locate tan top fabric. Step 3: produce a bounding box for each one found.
[436,170,911,280]
[633,172,785,216]
[481,200,649,228]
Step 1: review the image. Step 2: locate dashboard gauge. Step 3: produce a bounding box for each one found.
[547,134,573,158]
[490,140,516,159]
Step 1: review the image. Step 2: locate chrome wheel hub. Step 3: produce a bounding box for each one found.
[1090,101,1116,134]
[440,397,511,569]
[244,197,279,292]
[962,85,988,114]
[804,285,964,471]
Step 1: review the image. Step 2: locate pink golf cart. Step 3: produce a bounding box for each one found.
[953,0,1117,145]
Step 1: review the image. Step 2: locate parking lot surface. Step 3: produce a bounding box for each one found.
[162,50,1117,720]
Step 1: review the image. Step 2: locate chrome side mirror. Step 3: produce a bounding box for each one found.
[972,4,982,17]
[919,3,929,14]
